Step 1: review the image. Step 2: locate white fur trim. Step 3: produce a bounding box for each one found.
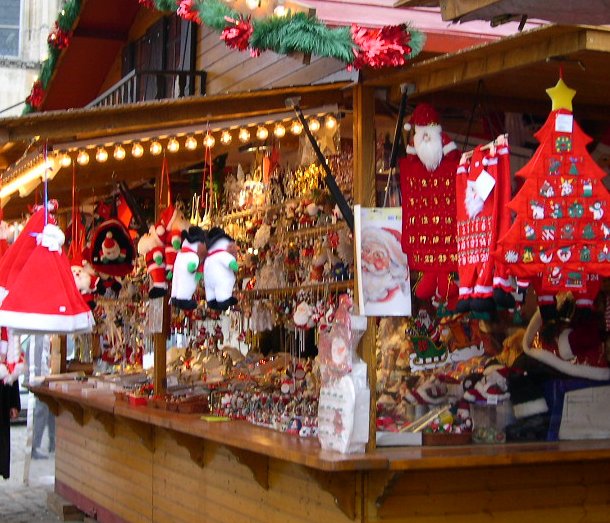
[474,285,493,294]
[557,329,575,360]
[493,276,513,288]
[406,145,417,155]
[575,299,594,307]
[513,397,548,419]
[523,310,610,380]
[497,146,509,155]
[485,157,498,166]
[0,310,94,334]
[443,141,457,155]
[459,287,473,296]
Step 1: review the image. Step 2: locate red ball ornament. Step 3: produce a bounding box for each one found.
[351,24,412,70]
[47,22,70,49]
[177,0,201,24]
[25,80,45,110]
[221,16,254,53]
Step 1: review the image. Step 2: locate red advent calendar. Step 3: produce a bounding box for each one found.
[496,77,610,293]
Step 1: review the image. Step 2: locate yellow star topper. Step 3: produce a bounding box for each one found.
[546,77,576,112]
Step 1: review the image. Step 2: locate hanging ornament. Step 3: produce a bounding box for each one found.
[47,21,70,50]
[25,80,44,110]
[177,0,202,24]
[221,16,255,54]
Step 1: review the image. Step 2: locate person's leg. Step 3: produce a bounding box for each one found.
[48,411,56,453]
[32,399,49,458]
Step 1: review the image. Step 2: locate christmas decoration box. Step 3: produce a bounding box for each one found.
[543,379,610,440]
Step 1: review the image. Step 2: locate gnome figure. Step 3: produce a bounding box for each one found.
[137,225,167,299]
[400,103,459,305]
[171,226,207,310]
[203,227,239,310]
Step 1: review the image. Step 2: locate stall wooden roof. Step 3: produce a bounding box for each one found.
[0,81,351,217]
[365,24,610,122]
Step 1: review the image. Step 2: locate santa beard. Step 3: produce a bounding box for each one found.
[414,124,443,172]
[465,180,485,218]
[362,260,400,302]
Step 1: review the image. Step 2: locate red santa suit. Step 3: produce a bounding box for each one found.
[137,225,167,299]
[399,103,459,304]
[157,206,186,279]
[456,141,512,311]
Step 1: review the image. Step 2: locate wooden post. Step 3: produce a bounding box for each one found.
[153,166,170,395]
[352,83,378,451]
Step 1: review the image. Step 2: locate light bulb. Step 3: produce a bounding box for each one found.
[60,153,72,167]
[325,115,337,130]
[150,141,163,156]
[256,126,269,140]
[274,4,288,16]
[290,120,303,135]
[238,128,251,143]
[167,137,179,153]
[185,135,197,150]
[309,118,320,132]
[220,130,233,145]
[77,150,89,166]
[274,123,286,138]
[132,143,144,158]
[245,0,260,9]
[114,145,126,160]
[203,133,216,148]
[96,147,108,163]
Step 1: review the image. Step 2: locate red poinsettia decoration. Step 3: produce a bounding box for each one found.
[221,16,255,53]
[25,80,45,110]
[351,24,412,69]
[47,22,70,50]
[177,0,201,24]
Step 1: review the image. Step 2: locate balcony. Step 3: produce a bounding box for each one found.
[86,69,207,108]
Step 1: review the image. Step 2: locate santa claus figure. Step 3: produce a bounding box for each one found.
[157,205,189,280]
[71,252,100,310]
[400,103,459,304]
[137,225,167,299]
[361,226,409,304]
[100,232,126,263]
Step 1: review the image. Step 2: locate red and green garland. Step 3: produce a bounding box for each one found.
[25,0,424,114]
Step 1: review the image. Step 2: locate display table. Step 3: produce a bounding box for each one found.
[31,384,610,523]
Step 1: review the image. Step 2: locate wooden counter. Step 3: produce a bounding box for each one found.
[32,384,610,523]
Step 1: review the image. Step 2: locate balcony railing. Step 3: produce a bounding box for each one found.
[86,69,207,108]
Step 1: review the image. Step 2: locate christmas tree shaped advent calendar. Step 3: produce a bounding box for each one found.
[497,77,610,293]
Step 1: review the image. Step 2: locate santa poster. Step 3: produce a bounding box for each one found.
[355,205,412,316]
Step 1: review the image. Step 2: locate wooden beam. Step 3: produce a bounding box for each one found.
[439,0,502,21]
[352,83,378,452]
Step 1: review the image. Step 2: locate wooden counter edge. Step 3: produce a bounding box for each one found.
[31,385,610,473]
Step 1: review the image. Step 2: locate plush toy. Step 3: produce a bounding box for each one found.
[90,219,136,277]
[71,253,100,310]
[0,327,25,385]
[137,225,167,298]
[171,226,207,310]
[157,205,189,280]
[203,227,239,310]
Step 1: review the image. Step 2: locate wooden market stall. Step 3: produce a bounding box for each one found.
[2,3,610,521]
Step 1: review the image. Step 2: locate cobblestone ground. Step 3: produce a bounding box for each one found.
[0,424,60,523]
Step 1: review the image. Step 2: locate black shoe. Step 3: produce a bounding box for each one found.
[31,449,48,460]
[211,297,238,311]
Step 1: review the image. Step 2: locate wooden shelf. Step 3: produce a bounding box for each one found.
[271,222,348,242]
[239,279,353,298]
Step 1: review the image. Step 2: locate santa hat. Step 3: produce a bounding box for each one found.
[0,224,94,333]
[404,103,440,131]
[523,309,610,381]
[0,208,51,304]
[158,205,178,234]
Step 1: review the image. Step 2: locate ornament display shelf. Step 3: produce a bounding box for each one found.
[240,279,353,298]
[270,222,348,242]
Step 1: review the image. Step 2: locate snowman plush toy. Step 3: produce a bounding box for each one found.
[171,226,207,310]
[203,226,239,310]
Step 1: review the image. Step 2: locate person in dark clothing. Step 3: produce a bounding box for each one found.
[0,380,21,479]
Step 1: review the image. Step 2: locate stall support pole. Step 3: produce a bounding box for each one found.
[153,170,169,395]
[352,83,378,451]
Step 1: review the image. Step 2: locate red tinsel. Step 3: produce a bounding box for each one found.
[138,0,156,8]
[177,0,201,24]
[26,80,45,109]
[350,24,412,70]
[221,16,254,53]
[47,22,70,50]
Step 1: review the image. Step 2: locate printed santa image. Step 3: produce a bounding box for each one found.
[399,103,459,305]
[355,206,411,316]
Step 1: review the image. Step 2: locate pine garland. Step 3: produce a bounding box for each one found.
[251,13,354,63]
[197,0,239,30]
[24,0,425,113]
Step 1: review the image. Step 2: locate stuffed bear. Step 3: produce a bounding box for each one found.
[171,226,207,310]
[137,225,167,298]
[203,227,239,310]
